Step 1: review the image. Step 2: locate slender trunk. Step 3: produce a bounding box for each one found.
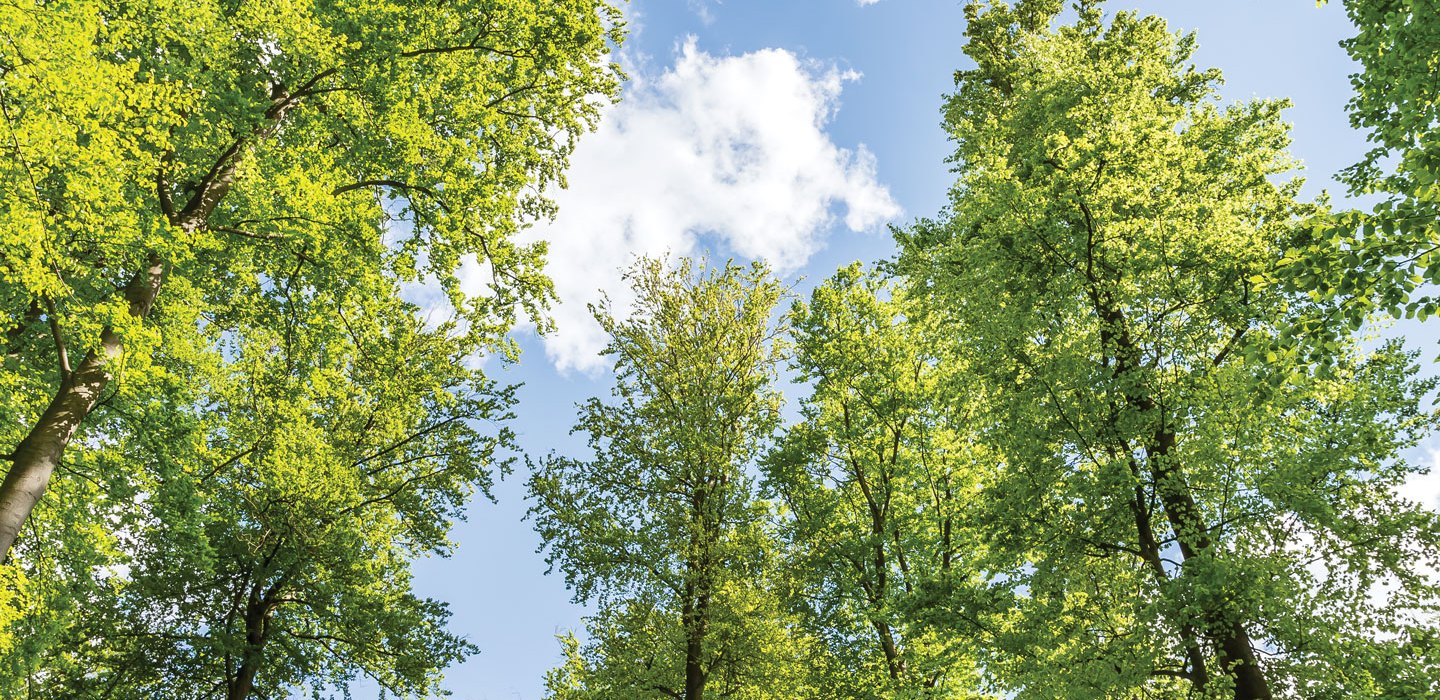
[0,254,165,563]
[684,595,707,700]
[1126,462,1210,689]
[683,485,713,700]
[681,572,711,700]
[1092,284,1270,700]
[1150,427,1270,700]
[858,460,906,681]
[0,83,297,565]
[940,506,953,571]
[1217,622,1269,700]
[228,586,271,700]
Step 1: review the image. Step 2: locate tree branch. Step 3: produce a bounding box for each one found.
[43,297,70,383]
[3,300,40,357]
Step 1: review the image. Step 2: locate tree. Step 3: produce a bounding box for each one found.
[541,570,830,700]
[895,2,1440,697]
[1334,0,1440,213]
[530,257,817,700]
[8,270,512,698]
[1282,0,1440,328]
[764,263,989,698]
[0,0,623,564]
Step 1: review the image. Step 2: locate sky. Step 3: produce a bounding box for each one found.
[379,2,1438,698]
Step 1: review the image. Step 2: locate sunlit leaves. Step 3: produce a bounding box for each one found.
[896,2,1440,697]
[0,0,623,694]
[531,258,822,699]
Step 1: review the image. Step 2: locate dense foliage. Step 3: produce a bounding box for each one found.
[763,264,990,698]
[1284,0,1440,331]
[4,0,1439,698]
[895,2,1440,697]
[0,0,622,696]
[531,259,825,700]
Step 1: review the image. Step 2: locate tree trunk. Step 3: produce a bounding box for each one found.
[874,619,904,680]
[227,586,271,700]
[684,612,707,700]
[1149,430,1270,700]
[228,641,264,700]
[681,574,710,700]
[1092,286,1271,700]
[1127,464,1211,690]
[683,483,713,700]
[0,254,165,563]
[1217,621,1269,700]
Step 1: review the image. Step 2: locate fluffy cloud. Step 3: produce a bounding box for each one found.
[520,38,899,373]
[1400,446,1440,512]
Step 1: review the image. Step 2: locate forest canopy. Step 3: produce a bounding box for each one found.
[2,1,1438,699]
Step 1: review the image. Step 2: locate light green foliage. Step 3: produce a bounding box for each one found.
[542,571,831,700]
[531,258,823,700]
[1284,0,1440,323]
[0,0,622,693]
[1,0,621,436]
[896,2,1440,697]
[765,263,991,698]
[28,279,511,698]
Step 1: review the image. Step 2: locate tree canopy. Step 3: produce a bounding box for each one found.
[1,0,622,695]
[4,1,1440,699]
[530,258,823,700]
[763,263,990,698]
[0,0,623,562]
[894,1,1440,697]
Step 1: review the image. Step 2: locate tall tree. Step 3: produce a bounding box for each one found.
[765,263,989,698]
[540,566,829,700]
[897,2,1440,698]
[0,0,623,564]
[530,258,815,700]
[8,272,512,698]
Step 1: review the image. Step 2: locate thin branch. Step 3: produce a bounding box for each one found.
[0,82,41,205]
[353,414,472,472]
[1211,324,1247,367]
[199,445,258,484]
[331,179,450,213]
[157,150,176,220]
[43,297,71,383]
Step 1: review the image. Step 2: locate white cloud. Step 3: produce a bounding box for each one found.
[1400,446,1440,512]
[520,38,899,373]
[857,0,882,5]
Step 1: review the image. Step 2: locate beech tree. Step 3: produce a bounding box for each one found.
[764,263,990,698]
[0,0,623,565]
[530,258,821,700]
[21,278,512,699]
[896,2,1440,698]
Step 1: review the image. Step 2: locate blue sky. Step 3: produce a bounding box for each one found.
[393,2,1416,698]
